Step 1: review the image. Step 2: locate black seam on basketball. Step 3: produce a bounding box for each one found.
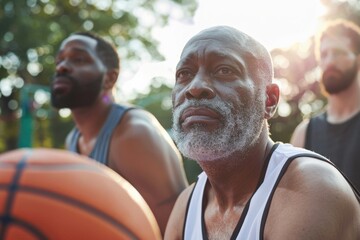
[3,185,140,239]
[0,150,31,239]
[0,162,104,171]
[2,217,48,240]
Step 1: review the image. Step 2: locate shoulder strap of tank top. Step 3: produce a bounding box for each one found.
[304,118,313,149]
[90,104,134,165]
[67,127,80,152]
[259,153,360,240]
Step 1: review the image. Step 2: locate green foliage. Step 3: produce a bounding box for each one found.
[0,0,197,152]
[132,78,173,129]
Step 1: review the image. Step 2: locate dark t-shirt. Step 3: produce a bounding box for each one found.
[305,111,360,191]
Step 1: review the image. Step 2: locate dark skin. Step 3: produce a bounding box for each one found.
[165,26,360,240]
[54,35,189,236]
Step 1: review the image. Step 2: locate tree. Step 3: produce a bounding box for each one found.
[0,0,197,152]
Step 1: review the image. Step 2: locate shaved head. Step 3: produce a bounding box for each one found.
[181,25,274,86]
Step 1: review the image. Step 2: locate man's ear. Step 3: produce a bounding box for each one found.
[264,83,280,119]
[103,69,119,90]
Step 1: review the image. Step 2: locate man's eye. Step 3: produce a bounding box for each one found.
[333,49,346,57]
[55,56,64,65]
[73,57,86,63]
[216,67,233,75]
[176,70,194,82]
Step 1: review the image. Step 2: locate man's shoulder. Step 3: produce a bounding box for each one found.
[112,104,168,140]
[273,143,327,161]
[281,150,356,199]
[268,154,360,239]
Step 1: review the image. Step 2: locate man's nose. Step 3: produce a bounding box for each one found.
[321,51,339,69]
[185,71,216,100]
[55,60,71,74]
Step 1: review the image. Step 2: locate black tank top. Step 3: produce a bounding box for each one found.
[305,111,360,191]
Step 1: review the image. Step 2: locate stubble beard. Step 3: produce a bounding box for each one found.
[322,63,358,95]
[51,74,103,109]
[172,94,265,163]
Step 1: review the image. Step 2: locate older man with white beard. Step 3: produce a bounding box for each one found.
[172,96,264,161]
[164,25,360,240]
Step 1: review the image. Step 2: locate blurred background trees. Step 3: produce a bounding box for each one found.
[0,0,196,149]
[0,0,359,182]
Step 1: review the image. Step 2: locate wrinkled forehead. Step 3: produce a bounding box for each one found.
[181,27,262,59]
[60,35,98,52]
[178,26,274,84]
[179,29,261,69]
[180,38,249,59]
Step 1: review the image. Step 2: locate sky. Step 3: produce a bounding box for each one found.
[117,0,327,101]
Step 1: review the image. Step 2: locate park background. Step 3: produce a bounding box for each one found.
[0,0,359,182]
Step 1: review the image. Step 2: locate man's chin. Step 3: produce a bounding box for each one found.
[50,97,70,109]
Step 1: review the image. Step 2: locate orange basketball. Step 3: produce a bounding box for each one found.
[0,148,161,240]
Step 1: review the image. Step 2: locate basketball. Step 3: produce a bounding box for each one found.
[0,148,161,240]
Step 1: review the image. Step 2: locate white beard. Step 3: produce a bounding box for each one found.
[172,93,265,162]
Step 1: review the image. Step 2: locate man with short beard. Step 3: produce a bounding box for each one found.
[51,32,189,236]
[164,26,360,240]
[291,19,360,191]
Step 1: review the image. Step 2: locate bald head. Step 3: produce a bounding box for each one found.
[181,26,274,85]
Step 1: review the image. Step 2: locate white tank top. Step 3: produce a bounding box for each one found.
[183,143,335,240]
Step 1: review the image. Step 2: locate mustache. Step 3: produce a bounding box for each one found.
[52,73,77,82]
[173,99,233,124]
[174,99,222,113]
[323,66,342,75]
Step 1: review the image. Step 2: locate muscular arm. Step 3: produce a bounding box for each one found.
[290,119,309,148]
[265,157,360,240]
[108,108,189,235]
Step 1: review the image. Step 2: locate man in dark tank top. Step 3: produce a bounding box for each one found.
[50,32,189,236]
[291,19,360,191]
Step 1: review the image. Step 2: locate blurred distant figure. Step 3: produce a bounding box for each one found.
[50,32,189,235]
[291,19,360,191]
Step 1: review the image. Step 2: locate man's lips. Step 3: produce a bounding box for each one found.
[52,77,72,94]
[180,107,221,126]
[323,69,341,78]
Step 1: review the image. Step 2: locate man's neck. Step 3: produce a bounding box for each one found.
[71,98,113,141]
[199,132,273,208]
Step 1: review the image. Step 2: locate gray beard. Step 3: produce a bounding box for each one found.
[172,94,265,162]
